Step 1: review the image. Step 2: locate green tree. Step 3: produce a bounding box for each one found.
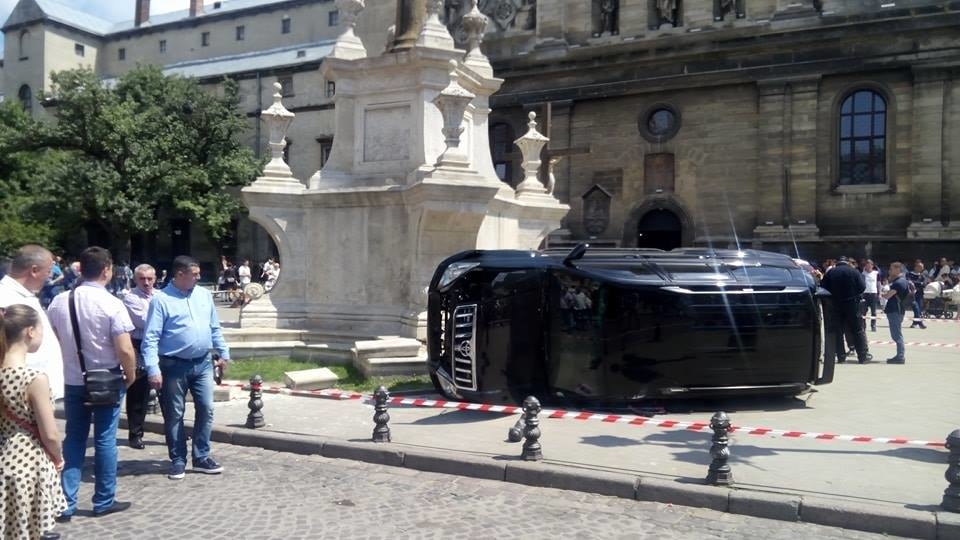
[0,101,59,255]
[35,66,261,258]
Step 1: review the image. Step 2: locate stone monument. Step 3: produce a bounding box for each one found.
[240,0,568,368]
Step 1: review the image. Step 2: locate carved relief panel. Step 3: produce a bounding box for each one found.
[444,0,535,44]
[582,185,613,235]
[644,153,675,194]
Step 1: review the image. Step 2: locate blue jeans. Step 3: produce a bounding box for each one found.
[62,383,124,515]
[160,354,215,465]
[887,310,905,359]
[913,294,923,319]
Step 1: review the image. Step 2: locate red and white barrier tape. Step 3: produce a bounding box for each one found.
[379,396,945,448]
[865,315,958,323]
[867,340,960,348]
[218,384,946,448]
[220,382,364,401]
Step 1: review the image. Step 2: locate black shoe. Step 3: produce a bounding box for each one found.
[128,437,145,450]
[859,353,873,364]
[886,357,906,364]
[54,514,72,524]
[919,323,927,329]
[846,348,856,356]
[40,532,60,540]
[93,501,132,517]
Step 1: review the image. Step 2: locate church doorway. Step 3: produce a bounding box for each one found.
[637,209,682,250]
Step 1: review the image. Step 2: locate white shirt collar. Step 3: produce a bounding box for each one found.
[0,275,34,298]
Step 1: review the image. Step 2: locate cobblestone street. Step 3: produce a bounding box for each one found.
[52,434,898,540]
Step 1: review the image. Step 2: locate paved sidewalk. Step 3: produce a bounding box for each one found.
[185,309,960,538]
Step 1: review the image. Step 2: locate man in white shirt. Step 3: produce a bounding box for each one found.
[861,259,880,332]
[0,244,64,399]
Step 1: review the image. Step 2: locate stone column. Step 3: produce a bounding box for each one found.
[908,67,954,237]
[786,77,821,238]
[753,81,788,238]
[946,74,960,228]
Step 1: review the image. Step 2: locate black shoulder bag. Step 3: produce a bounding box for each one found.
[69,289,125,407]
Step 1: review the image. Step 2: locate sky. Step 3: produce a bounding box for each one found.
[0,0,192,51]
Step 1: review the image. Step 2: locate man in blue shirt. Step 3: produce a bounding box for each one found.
[881,261,910,364]
[142,255,230,480]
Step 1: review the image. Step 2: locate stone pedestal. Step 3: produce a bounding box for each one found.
[241,13,567,342]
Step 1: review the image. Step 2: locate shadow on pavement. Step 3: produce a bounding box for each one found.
[403,410,512,425]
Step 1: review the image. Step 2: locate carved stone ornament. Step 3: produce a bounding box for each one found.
[432,60,476,166]
[445,0,534,39]
[582,184,612,235]
[260,82,295,179]
[656,0,678,28]
[514,111,549,197]
[461,0,488,60]
[331,0,366,58]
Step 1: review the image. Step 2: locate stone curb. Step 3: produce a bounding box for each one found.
[57,410,952,539]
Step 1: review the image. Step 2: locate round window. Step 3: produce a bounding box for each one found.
[638,104,681,142]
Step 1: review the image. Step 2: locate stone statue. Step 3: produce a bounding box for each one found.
[391,0,427,51]
[599,0,617,35]
[718,0,734,17]
[444,0,463,25]
[657,0,677,27]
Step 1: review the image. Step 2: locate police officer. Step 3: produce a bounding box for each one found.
[820,256,871,364]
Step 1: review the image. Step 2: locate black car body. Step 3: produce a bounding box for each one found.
[427,245,833,406]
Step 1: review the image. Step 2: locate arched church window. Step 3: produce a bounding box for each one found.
[837,89,887,186]
[18,84,32,113]
[18,30,29,59]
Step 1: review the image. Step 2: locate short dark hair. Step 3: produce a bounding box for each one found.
[79,247,113,279]
[172,255,200,275]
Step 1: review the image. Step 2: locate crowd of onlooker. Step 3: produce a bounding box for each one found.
[806,256,958,318]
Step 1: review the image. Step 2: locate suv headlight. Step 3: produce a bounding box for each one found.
[438,262,480,289]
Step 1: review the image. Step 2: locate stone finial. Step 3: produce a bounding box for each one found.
[943,429,960,512]
[259,82,295,181]
[520,395,543,461]
[705,411,733,486]
[245,374,265,429]
[372,386,392,443]
[461,0,491,74]
[433,59,476,168]
[331,0,367,59]
[514,111,550,197]
[417,0,455,48]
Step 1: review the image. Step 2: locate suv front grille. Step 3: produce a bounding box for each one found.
[451,304,478,391]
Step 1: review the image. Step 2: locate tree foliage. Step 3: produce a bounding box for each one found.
[30,66,261,256]
[0,101,59,255]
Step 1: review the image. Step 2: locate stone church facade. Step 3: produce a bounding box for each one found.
[2,0,959,267]
[459,0,960,263]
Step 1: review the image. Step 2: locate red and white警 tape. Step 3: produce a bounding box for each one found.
[377,396,946,448]
[867,340,960,348]
[220,381,364,400]
[865,314,958,323]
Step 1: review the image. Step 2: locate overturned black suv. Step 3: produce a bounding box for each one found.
[427,245,834,406]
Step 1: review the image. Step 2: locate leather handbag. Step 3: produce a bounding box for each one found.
[69,289,125,407]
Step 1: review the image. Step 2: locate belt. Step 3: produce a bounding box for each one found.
[160,354,209,362]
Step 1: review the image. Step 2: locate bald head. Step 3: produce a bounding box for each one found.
[7,244,54,293]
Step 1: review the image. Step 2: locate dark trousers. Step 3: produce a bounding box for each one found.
[126,373,150,439]
[833,299,869,362]
[863,293,878,330]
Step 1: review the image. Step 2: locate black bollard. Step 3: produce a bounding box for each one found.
[507,415,524,443]
[146,388,160,415]
[372,386,391,443]
[520,396,543,461]
[942,429,960,512]
[245,374,265,429]
[705,411,734,486]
